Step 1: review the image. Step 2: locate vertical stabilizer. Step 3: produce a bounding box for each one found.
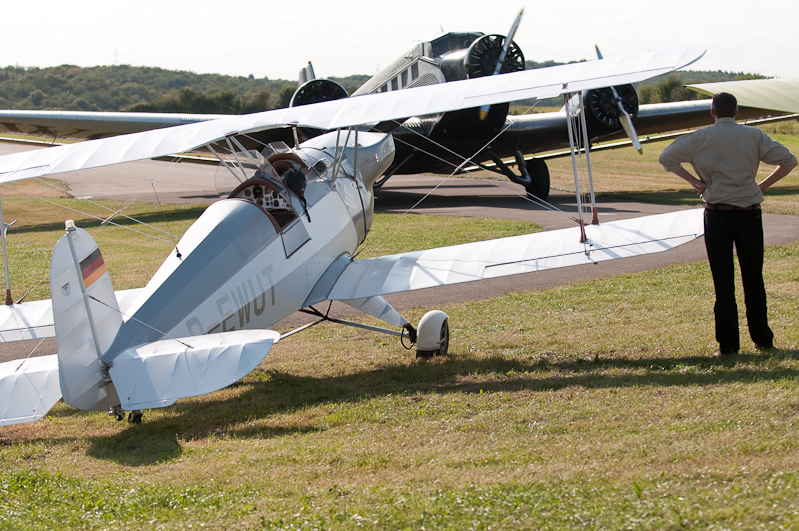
[50,222,122,411]
[299,61,316,86]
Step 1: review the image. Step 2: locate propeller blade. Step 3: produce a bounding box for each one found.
[618,104,643,154]
[479,9,524,120]
[596,45,642,153]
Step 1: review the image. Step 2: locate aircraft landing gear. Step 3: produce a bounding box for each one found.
[110,406,125,422]
[524,158,550,201]
[485,149,550,201]
[109,406,143,423]
[416,310,449,359]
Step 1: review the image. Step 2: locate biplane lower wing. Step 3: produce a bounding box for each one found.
[322,209,705,302]
[0,288,144,343]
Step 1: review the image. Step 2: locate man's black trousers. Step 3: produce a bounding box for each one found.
[704,208,774,353]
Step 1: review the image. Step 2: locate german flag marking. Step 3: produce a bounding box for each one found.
[80,248,107,288]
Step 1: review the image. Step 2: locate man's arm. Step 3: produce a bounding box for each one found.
[658,135,706,194]
[759,160,798,193]
[668,166,707,194]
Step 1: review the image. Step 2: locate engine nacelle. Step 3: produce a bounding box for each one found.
[580,84,640,133]
[439,34,525,82]
[290,79,348,108]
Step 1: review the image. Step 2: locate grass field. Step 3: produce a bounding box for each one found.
[2,122,799,530]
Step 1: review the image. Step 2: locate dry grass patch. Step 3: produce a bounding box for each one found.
[543,123,799,216]
[3,145,799,528]
[5,244,799,528]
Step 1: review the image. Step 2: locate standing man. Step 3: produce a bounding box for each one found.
[659,92,797,356]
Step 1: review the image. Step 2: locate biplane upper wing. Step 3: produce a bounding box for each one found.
[0,48,704,184]
[321,209,704,303]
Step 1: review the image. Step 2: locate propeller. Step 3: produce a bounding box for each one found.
[478,8,524,120]
[595,45,643,154]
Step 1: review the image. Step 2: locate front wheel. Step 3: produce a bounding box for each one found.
[525,158,550,201]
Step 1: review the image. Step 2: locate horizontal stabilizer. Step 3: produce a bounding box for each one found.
[108,329,279,411]
[0,355,61,426]
[327,208,705,300]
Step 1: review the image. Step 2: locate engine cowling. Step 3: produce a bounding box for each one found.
[581,84,639,133]
[439,34,526,82]
[289,79,348,107]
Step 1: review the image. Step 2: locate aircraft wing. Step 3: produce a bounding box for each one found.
[0,48,704,184]
[0,288,144,342]
[687,77,799,114]
[321,209,704,302]
[0,110,225,141]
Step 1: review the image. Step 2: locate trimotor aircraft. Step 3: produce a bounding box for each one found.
[0,48,712,427]
[0,15,793,201]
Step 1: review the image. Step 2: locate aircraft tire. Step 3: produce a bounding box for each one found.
[415,310,449,359]
[525,158,550,201]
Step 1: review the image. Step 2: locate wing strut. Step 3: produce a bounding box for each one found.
[0,192,15,305]
[575,91,599,225]
[564,91,599,242]
[207,143,245,184]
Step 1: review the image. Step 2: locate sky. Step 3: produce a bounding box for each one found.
[3,0,797,81]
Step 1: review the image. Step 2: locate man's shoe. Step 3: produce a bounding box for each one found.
[755,343,775,352]
[714,349,738,357]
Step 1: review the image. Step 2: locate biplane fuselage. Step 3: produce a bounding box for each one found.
[101,131,394,362]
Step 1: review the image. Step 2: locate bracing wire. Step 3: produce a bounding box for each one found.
[1,153,203,301]
[30,177,176,239]
[0,184,178,245]
[354,101,577,258]
[88,295,193,349]
[151,184,181,257]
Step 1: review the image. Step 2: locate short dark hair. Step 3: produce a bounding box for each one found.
[712,92,737,118]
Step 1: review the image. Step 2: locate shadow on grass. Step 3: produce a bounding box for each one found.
[85,348,799,465]
[598,186,799,207]
[11,204,208,235]
[85,421,320,466]
[375,184,646,217]
[596,189,704,207]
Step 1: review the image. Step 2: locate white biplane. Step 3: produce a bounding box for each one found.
[0,48,709,426]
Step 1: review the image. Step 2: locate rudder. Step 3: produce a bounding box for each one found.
[50,221,122,411]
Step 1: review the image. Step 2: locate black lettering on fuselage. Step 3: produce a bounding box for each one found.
[190,263,278,336]
[186,317,205,336]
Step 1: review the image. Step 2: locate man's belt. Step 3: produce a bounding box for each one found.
[705,203,761,211]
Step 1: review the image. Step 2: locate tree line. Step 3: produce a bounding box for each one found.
[0,63,760,115]
[0,64,368,114]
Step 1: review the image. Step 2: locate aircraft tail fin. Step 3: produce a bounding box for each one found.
[50,222,122,412]
[299,61,316,86]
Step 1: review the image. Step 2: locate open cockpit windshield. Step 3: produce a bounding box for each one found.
[213,140,333,229]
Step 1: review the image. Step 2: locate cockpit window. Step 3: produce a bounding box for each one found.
[429,32,483,59]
